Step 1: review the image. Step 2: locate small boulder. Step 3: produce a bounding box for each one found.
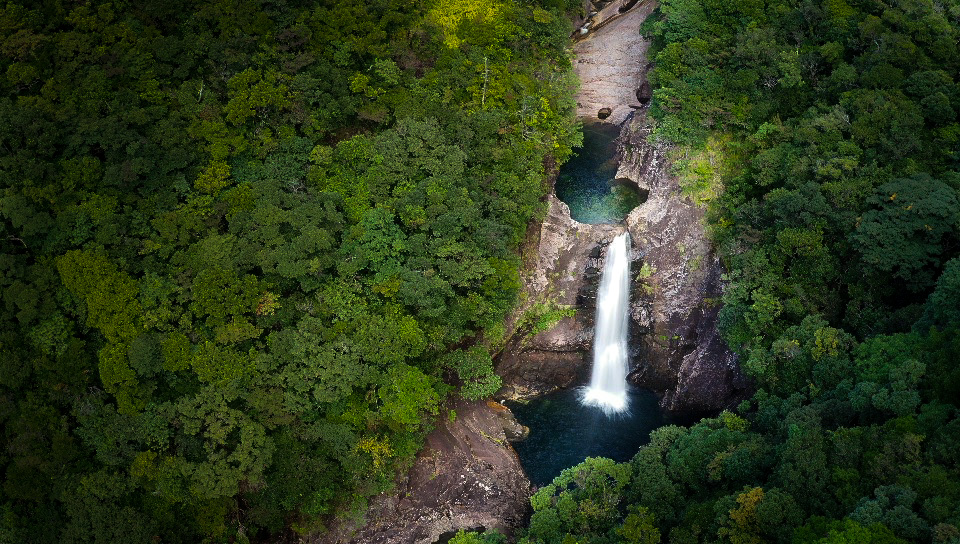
[487,401,530,442]
[636,80,652,104]
[597,107,612,119]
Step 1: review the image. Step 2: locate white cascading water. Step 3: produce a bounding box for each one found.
[582,231,631,414]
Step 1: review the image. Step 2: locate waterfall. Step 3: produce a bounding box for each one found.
[582,232,631,414]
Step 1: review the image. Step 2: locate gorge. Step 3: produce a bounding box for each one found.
[494,0,747,417]
[5,0,958,542]
[327,1,748,541]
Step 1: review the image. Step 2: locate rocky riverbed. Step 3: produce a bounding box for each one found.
[573,0,655,125]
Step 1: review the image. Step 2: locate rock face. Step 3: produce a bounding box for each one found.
[314,399,531,544]
[496,158,747,413]
[618,115,749,413]
[495,195,622,401]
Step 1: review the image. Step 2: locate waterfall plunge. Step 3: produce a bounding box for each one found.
[582,232,631,415]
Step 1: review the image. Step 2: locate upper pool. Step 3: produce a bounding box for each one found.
[554,120,645,224]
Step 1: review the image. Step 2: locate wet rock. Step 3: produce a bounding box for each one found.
[597,107,612,119]
[487,400,530,442]
[662,300,750,412]
[619,0,641,13]
[314,399,531,544]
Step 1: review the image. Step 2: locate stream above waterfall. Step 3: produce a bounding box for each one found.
[554,120,646,224]
[507,386,669,487]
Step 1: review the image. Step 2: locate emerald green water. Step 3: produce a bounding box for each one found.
[555,121,645,224]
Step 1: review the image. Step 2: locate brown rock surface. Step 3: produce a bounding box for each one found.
[636,79,652,104]
[314,399,531,544]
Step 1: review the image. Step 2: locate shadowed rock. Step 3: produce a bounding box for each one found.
[314,400,531,544]
[636,79,651,104]
[617,113,750,413]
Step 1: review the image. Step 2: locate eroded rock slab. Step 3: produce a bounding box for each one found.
[314,400,531,544]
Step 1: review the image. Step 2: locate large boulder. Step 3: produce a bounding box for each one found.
[636,79,652,104]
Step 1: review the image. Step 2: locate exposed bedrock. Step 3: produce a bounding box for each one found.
[572,0,655,125]
[496,112,749,413]
[313,399,531,544]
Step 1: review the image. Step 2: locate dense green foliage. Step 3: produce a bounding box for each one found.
[460,0,960,542]
[0,0,582,541]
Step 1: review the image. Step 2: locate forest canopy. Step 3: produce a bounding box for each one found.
[5,0,960,542]
[0,0,582,541]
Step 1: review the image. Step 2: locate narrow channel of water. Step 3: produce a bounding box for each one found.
[507,386,669,487]
[554,120,644,224]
